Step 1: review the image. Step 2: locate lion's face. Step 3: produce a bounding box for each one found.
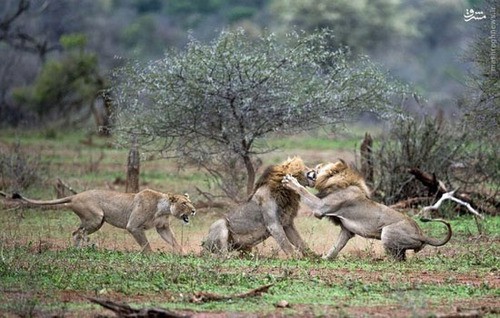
[282,156,314,188]
[313,160,349,191]
[170,193,196,224]
[306,165,321,188]
[312,159,370,196]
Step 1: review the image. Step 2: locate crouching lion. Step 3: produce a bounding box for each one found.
[282,160,452,261]
[9,189,196,252]
[202,157,316,257]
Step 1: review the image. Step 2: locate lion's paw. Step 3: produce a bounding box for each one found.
[282,174,300,190]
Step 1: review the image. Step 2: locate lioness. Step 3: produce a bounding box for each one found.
[202,157,316,257]
[282,160,452,261]
[10,189,196,252]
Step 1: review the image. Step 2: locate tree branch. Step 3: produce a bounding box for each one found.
[420,190,484,219]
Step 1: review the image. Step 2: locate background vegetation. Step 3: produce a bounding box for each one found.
[0,0,498,316]
[0,132,498,317]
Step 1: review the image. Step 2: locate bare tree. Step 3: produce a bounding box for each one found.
[0,0,61,62]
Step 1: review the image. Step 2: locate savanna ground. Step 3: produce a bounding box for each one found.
[0,129,498,317]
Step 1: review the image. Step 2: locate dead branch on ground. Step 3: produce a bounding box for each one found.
[419,190,483,220]
[87,297,190,318]
[190,283,274,303]
[408,167,497,215]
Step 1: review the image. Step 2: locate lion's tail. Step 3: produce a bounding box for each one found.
[420,218,452,246]
[12,192,74,206]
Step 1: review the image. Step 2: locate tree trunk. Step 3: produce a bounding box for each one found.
[360,132,374,185]
[243,154,255,196]
[90,91,112,136]
[126,135,140,193]
[408,167,447,196]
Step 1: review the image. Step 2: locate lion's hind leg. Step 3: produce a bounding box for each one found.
[381,222,424,261]
[202,219,230,254]
[72,207,104,248]
[72,227,89,248]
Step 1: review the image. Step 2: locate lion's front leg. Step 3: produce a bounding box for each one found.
[156,224,183,253]
[127,210,153,252]
[267,222,298,257]
[284,223,317,258]
[126,227,152,252]
[324,226,355,259]
[282,174,327,217]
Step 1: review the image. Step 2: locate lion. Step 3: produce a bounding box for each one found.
[8,189,196,252]
[202,156,316,257]
[282,159,452,261]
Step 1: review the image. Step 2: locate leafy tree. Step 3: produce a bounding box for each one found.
[373,114,466,205]
[13,33,106,129]
[114,29,406,200]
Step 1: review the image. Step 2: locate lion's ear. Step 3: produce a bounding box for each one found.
[282,157,292,167]
[184,193,190,200]
[169,194,178,202]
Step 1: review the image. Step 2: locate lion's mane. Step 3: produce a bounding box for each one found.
[252,157,307,217]
[315,160,370,198]
[313,160,370,226]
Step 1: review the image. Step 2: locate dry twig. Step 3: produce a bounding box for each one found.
[190,283,274,303]
[87,297,189,318]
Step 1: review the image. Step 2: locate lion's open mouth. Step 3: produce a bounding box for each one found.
[306,170,316,187]
[181,214,189,224]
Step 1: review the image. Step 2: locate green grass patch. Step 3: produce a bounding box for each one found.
[1,127,498,316]
[1,244,498,315]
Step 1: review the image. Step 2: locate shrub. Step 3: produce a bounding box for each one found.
[0,142,43,192]
[373,116,467,204]
[371,114,493,206]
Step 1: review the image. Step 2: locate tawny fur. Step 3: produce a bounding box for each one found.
[282,160,452,261]
[11,189,196,253]
[314,160,371,198]
[202,157,315,257]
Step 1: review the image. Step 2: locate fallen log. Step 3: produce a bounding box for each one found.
[408,168,447,196]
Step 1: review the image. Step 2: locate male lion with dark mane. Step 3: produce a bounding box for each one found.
[202,157,316,257]
[282,159,452,261]
[6,189,196,253]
